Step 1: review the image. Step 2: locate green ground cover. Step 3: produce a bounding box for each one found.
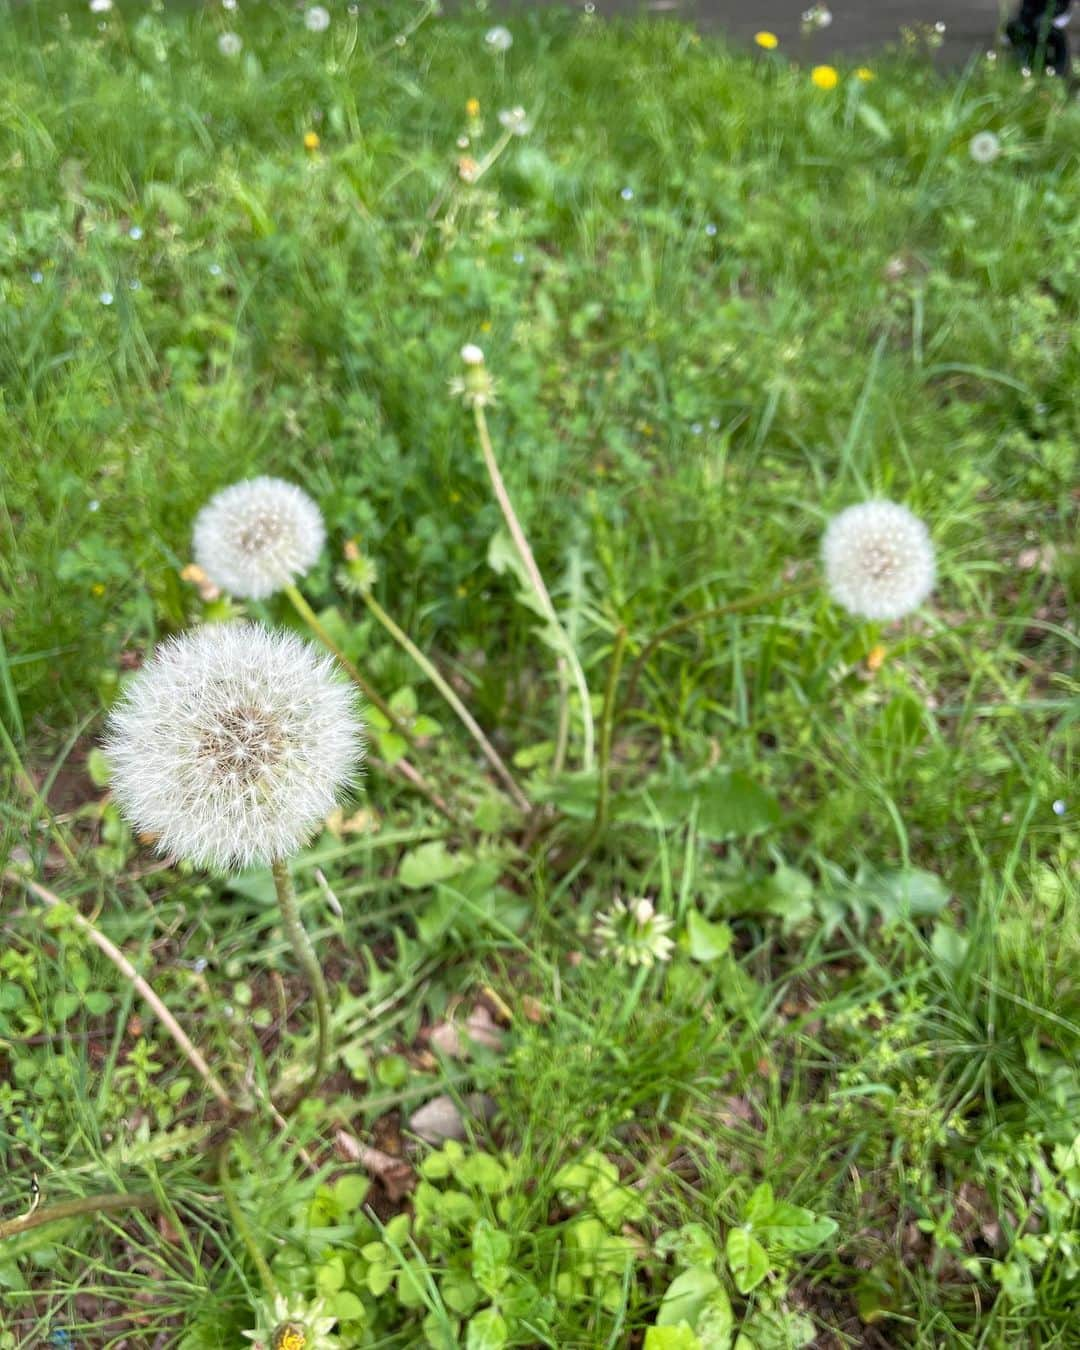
[0,2,1077,1346]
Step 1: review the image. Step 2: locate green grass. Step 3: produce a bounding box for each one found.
[1,1,1078,1346]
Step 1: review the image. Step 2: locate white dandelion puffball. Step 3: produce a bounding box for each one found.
[460,343,485,366]
[822,500,936,621]
[193,476,326,600]
[969,131,1001,165]
[497,106,533,136]
[106,623,364,872]
[218,31,243,56]
[305,5,331,32]
[484,25,513,52]
[89,0,113,12]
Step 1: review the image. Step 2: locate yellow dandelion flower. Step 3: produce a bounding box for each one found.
[754,31,779,50]
[811,65,839,90]
[866,643,887,673]
[465,97,480,118]
[480,319,492,333]
[856,67,875,81]
[303,131,320,151]
[91,582,106,597]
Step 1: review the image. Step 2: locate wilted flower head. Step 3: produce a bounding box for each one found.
[497,106,532,136]
[801,3,832,30]
[484,25,513,51]
[106,623,363,872]
[304,5,331,32]
[450,344,496,407]
[822,500,936,621]
[193,476,325,600]
[218,30,243,55]
[595,897,675,968]
[244,1293,340,1350]
[969,131,1001,164]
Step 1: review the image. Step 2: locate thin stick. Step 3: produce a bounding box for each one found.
[272,860,332,1116]
[622,580,815,712]
[472,402,595,771]
[7,871,241,1117]
[217,1138,277,1300]
[360,589,531,813]
[0,1191,158,1242]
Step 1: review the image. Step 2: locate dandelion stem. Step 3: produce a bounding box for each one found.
[7,871,242,1117]
[0,1190,159,1242]
[217,1137,278,1301]
[272,859,332,1114]
[622,580,815,713]
[283,583,414,745]
[472,401,595,771]
[359,588,531,813]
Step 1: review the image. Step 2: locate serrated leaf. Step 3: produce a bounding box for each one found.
[399,841,473,890]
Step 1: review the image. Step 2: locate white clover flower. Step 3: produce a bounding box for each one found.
[822,500,936,621]
[218,30,243,55]
[304,5,331,32]
[594,897,675,968]
[106,623,363,873]
[244,1292,340,1350]
[193,476,325,600]
[969,131,1001,165]
[497,106,532,137]
[484,25,513,51]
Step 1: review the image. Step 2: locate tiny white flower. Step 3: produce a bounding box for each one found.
[822,500,936,621]
[128,225,144,240]
[497,106,532,136]
[218,30,243,56]
[305,5,331,32]
[460,343,485,366]
[969,131,1001,165]
[595,897,675,968]
[99,290,114,305]
[193,476,326,601]
[484,25,513,52]
[106,623,363,873]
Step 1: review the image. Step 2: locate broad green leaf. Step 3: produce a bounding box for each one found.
[644,1326,703,1350]
[742,1183,775,1226]
[471,1220,512,1292]
[466,1307,509,1350]
[697,1285,735,1348]
[862,867,950,923]
[330,1290,366,1321]
[686,911,734,963]
[657,1265,722,1327]
[726,1228,769,1293]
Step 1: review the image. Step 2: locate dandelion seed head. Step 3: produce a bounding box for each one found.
[969,131,1001,164]
[822,500,936,621]
[484,25,513,51]
[460,343,485,366]
[89,0,113,12]
[106,623,363,873]
[304,5,331,32]
[193,476,326,600]
[497,106,532,136]
[218,30,243,55]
